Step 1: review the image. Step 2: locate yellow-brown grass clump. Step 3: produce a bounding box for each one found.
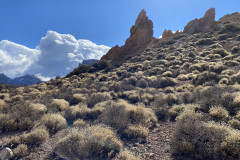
[55,125,123,160]
[209,106,229,121]
[52,99,69,111]
[116,150,141,160]
[40,114,67,133]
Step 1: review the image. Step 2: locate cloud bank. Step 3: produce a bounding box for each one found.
[0,31,110,79]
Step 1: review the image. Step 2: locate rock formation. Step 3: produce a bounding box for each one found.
[183,8,217,34]
[101,9,154,65]
[161,29,174,38]
[0,148,13,160]
[218,12,240,25]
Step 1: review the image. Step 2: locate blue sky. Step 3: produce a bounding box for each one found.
[1,0,239,48]
[0,0,239,79]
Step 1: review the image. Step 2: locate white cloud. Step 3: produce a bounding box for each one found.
[35,74,52,81]
[0,40,39,78]
[0,31,110,78]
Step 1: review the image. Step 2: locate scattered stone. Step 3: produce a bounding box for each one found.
[0,147,13,160]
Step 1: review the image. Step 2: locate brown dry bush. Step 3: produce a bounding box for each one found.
[87,92,111,107]
[13,144,28,158]
[228,119,240,130]
[52,99,69,111]
[121,90,140,104]
[115,150,141,160]
[136,79,148,88]
[55,125,123,160]
[98,100,157,137]
[209,106,229,121]
[123,125,148,140]
[196,38,215,45]
[169,104,199,120]
[18,127,49,146]
[40,114,67,133]
[193,71,220,86]
[171,110,230,160]
[0,113,17,132]
[73,119,86,127]
[220,131,240,159]
[153,93,170,120]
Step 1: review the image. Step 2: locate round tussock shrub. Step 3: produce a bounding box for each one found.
[40,114,67,133]
[55,125,123,160]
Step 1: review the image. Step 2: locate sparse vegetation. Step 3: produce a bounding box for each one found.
[1,9,240,160]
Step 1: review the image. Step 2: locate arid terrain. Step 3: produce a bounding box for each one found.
[1,8,240,160]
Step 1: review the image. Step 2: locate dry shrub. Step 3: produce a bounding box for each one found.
[153,94,169,120]
[211,48,229,57]
[193,71,220,85]
[123,125,148,140]
[13,144,28,158]
[116,150,141,160]
[141,93,154,105]
[40,114,67,133]
[73,94,86,103]
[73,119,86,127]
[151,77,178,88]
[87,92,111,108]
[162,71,173,77]
[0,100,5,108]
[121,91,140,104]
[52,99,69,111]
[29,103,47,118]
[196,38,215,45]
[0,93,10,100]
[11,95,23,102]
[228,119,240,130]
[221,131,240,159]
[169,104,199,120]
[55,125,123,160]
[21,127,49,145]
[209,106,229,121]
[0,113,17,132]
[236,111,240,120]
[98,100,157,136]
[126,76,137,86]
[136,79,148,88]
[172,112,230,160]
[232,46,240,54]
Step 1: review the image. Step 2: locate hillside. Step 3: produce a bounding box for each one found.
[0,8,240,160]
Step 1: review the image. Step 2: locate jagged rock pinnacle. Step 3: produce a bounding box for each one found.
[183,8,217,34]
[101,9,154,65]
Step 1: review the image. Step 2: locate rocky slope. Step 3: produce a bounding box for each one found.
[0,8,240,160]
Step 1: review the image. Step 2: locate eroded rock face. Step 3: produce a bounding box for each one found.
[183,8,217,34]
[125,9,153,47]
[218,12,240,25]
[101,9,154,65]
[161,29,174,38]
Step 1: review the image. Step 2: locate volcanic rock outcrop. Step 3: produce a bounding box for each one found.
[183,8,217,34]
[161,29,174,38]
[101,9,154,66]
[218,12,240,25]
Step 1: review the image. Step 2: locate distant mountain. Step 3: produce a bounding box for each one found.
[79,59,99,66]
[0,74,42,85]
[0,73,11,84]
